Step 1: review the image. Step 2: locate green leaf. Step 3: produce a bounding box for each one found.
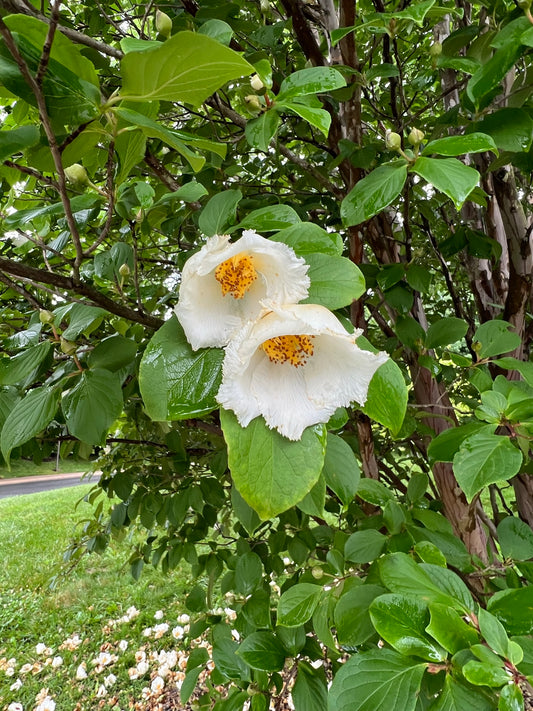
[422,132,498,157]
[277,583,322,627]
[198,18,234,45]
[277,101,331,136]
[62,370,123,446]
[272,223,343,257]
[220,409,327,519]
[453,432,523,501]
[245,111,280,151]
[297,474,326,516]
[419,564,474,612]
[362,358,407,434]
[235,552,263,596]
[139,317,224,420]
[488,587,533,635]
[0,125,40,162]
[345,530,387,564]
[497,517,533,561]
[121,30,253,106]
[236,632,286,671]
[231,487,261,535]
[60,304,107,340]
[370,594,447,661]
[405,264,432,294]
[212,638,251,681]
[499,684,524,711]
[412,157,479,210]
[114,107,208,172]
[334,584,385,647]
[473,321,521,359]
[425,318,468,349]
[198,189,242,236]
[426,603,479,655]
[328,648,427,711]
[463,660,511,687]
[496,358,533,388]
[292,661,328,711]
[303,254,366,309]
[322,433,361,506]
[1,385,60,465]
[474,109,533,153]
[429,676,495,711]
[87,335,137,372]
[477,608,510,658]
[356,478,395,506]
[428,423,492,464]
[0,341,51,387]
[379,553,468,611]
[341,161,408,226]
[467,43,523,110]
[5,194,100,229]
[234,204,301,232]
[276,67,346,102]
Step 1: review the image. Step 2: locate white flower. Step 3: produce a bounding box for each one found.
[35,644,47,655]
[136,660,149,675]
[154,610,164,620]
[175,231,310,350]
[153,622,169,638]
[76,663,87,680]
[172,625,185,640]
[217,303,389,441]
[35,699,55,711]
[10,678,23,691]
[96,684,107,698]
[8,704,23,711]
[104,673,117,687]
[177,614,190,625]
[118,639,128,652]
[151,675,165,694]
[51,656,63,668]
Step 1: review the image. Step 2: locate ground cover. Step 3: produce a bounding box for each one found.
[0,486,228,710]
[0,459,94,480]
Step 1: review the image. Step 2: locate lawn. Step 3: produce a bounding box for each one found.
[0,486,221,710]
[0,458,94,480]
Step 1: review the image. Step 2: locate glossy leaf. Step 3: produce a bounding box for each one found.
[345,530,387,564]
[303,254,366,309]
[322,433,360,505]
[0,341,51,387]
[497,517,533,561]
[473,321,521,359]
[426,603,479,654]
[474,109,533,153]
[362,358,407,434]
[87,335,137,372]
[0,125,40,162]
[425,318,468,349]
[276,67,346,101]
[488,588,533,635]
[422,132,497,157]
[412,157,479,210]
[334,584,385,647]
[277,584,322,627]
[139,317,224,420]
[121,31,253,106]
[220,409,327,519]
[277,100,331,136]
[272,223,343,257]
[234,204,301,232]
[245,111,280,151]
[341,161,408,226]
[198,189,242,236]
[235,552,263,596]
[429,676,495,711]
[236,632,286,671]
[62,369,123,445]
[292,661,328,711]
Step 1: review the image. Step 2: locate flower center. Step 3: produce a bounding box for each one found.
[261,334,315,367]
[214,253,257,299]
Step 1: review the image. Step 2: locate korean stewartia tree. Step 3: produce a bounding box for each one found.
[1,0,533,708]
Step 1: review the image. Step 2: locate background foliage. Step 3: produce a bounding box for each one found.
[1,0,533,708]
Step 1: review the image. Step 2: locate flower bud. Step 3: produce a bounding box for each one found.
[311,566,324,579]
[39,309,54,324]
[244,94,262,111]
[64,163,89,187]
[517,0,532,9]
[429,41,442,58]
[60,337,77,356]
[385,131,402,151]
[119,263,131,278]
[250,74,265,92]
[155,10,172,39]
[260,0,271,12]
[408,127,425,146]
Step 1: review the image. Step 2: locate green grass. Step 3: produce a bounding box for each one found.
[0,457,95,479]
[0,486,214,709]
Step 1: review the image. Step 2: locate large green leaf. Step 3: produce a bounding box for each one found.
[236,632,286,672]
[277,584,322,627]
[487,587,533,635]
[341,161,408,226]
[425,318,468,349]
[497,517,533,561]
[473,321,521,359]
[87,335,137,372]
[453,432,523,501]
[276,67,346,101]
[426,603,479,655]
[412,157,479,210]
[121,31,253,106]
[0,125,40,162]
[272,223,343,257]
[234,552,263,596]
[429,676,494,711]
[139,317,224,420]
[362,358,407,434]
[322,433,361,505]
[369,594,447,661]
[277,100,331,136]
[345,530,387,564]
[328,649,427,711]
[292,662,328,711]
[198,189,242,236]
[0,341,51,387]
[220,409,327,519]
[245,111,280,151]
[428,423,493,464]
[422,133,497,157]
[474,109,533,153]
[1,385,60,465]
[467,43,523,110]
[4,194,100,229]
[303,254,366,309]
[234,204,301,232]
[334,584,385,647]
[62,369,123,445]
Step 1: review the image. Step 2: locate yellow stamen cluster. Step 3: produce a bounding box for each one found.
[261,334,315,367]
[214,254,257,299]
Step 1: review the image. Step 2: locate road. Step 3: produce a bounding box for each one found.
[0,471,101,499]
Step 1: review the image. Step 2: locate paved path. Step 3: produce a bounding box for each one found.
[0,471,101,499]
